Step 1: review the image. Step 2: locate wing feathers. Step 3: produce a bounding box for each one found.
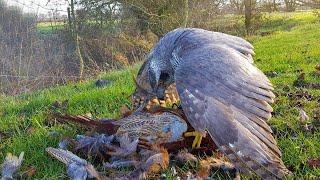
[174,38,290,178]
[177,69,272,120]
[221,145,290,179]
[230,105,281,157]
[178,77,281,157]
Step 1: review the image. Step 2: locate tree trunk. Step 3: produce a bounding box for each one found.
[183,0,189,28]
[69,0,84,79]
[245,0,252,35]
[67,7,73,32]
[273,0,277,11]
[70,0,77,31]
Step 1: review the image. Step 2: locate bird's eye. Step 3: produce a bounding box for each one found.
[160,72,170,82]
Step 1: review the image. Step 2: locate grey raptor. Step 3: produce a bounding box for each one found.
[133,28,291,179]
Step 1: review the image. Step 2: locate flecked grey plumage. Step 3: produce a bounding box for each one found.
[135,28,291,179]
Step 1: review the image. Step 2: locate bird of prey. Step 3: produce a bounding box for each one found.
[133,28,291,179]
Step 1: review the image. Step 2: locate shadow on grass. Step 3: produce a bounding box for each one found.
[259,17,300,35]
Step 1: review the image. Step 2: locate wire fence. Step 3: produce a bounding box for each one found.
[0,0,78,95]
[7,0,68,13]
[0,74,80,79]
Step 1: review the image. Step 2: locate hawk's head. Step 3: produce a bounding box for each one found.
[132,28,187,111]
[132,59,171,111]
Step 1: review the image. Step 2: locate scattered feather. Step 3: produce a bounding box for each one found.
[19,166,36,179]
[46,147,102,180]
[299,108,310,124]
[1,152,24,179]
[103,160,139,169]
[58,139,71,150]
[48,131,60,138]
[74,134,115,160]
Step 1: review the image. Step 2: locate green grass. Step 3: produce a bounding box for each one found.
[0,68,138,178]
[37,21,65,36]
[1,11,320,179]
[249,11,320,178]
[259,11,317,33]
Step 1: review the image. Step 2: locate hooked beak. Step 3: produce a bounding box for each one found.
[132,76,155,113]
[132,76,157,97]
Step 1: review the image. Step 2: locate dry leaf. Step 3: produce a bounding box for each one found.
[315,64,320,72]
[26,126,36,135]
[308,158,320,168]
[85,113,93,118]
[20,166,36,178]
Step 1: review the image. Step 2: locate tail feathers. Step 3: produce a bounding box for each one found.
[220,145,292,179]
[55,114,99,126]
[54,114,119,134]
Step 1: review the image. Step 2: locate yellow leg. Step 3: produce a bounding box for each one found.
[184,131,204,148]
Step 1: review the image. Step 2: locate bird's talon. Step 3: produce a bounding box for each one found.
[184,131,204,148]
[196,135,203,148]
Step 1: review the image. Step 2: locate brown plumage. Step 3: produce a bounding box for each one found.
[53,114,119,134]
[55,112,187,142]
[53,109,217,154]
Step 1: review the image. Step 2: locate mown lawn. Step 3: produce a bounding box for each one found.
[1,11,320,179]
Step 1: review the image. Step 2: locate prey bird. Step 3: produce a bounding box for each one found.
[56,112,188,144]
[133,28,291,179]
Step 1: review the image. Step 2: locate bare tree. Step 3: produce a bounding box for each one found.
[284,0,297,11]
[230,0,245,14]
[261,0,280,12]
[296,0,320,8]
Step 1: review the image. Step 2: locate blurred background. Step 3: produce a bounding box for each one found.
[0,0,319,95]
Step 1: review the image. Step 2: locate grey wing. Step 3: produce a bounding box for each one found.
[174,44,290,179]
[178,28,255,63]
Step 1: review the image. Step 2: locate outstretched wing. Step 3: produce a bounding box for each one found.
[175,43,290,179]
